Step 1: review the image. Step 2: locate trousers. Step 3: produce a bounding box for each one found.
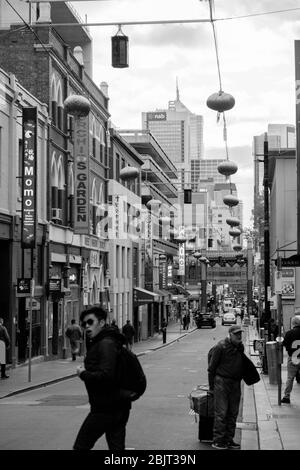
[283,356,300,398]
[213,375,241,444]
[73,408,130,451]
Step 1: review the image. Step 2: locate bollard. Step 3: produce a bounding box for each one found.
[266,341,278,384]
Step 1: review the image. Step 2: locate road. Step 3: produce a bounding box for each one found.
[0,321,242,450]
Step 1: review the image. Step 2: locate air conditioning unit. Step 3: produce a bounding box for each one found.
[51,208,62,222]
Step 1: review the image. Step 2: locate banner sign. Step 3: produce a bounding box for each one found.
[281,268,295,299]
[74,115,90,233]
[21,107,37,248]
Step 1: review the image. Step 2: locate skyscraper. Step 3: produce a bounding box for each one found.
[142,82,204,187]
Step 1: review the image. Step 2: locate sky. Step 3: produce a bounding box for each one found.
[70,0,300,227]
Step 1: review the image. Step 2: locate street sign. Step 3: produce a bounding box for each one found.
[277,254,300,267]
[25,298,40,311]
[17,278,31,295]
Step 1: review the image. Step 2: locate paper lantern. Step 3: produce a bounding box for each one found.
[112,31,129,68]
[226,217,240,227]
[64,95,91,117]
[233,244,242,251]
[207,91,235,112]
[223,194,239,207]
[217,160,238,177]
[120,166,139,180]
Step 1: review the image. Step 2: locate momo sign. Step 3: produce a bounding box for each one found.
[21,107,37,248]
[74,116,90,233]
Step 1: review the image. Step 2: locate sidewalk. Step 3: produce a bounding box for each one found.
[241,321,300,450]
[0,319,194,400]
[1,319,299,450]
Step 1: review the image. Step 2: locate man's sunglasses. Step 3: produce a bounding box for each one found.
[81,319,96,328]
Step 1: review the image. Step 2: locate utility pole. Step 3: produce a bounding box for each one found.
[263,132,271,325]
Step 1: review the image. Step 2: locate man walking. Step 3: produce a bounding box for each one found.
[208,325,244,450]
[122,320,135,351]
[281,315,300,404]
[73,306,132,451]
[0,317,10,379]
[65,319,83,361]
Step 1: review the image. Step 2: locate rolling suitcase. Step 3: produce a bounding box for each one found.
[198,390,214,441]
[189,385,214,442]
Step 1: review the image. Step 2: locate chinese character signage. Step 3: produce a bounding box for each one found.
[21,107,37,248]
[74,115,90,233]
[281,268,295,299]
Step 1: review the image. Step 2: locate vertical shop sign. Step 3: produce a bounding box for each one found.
[74,116,90,233]
[22,107,37,248]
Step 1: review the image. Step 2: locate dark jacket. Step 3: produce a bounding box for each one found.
[65,324,82,342]
[122,323,135,339]
[208,338,244,389]
[0,325,10,348]
[282,326,300,357]
[79,326,131,412]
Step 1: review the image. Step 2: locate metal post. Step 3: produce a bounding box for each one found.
[276,245,283,405]
[263,133,271,325]
[28,277,34,382]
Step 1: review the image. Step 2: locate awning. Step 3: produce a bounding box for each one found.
[133,287,160,305]
[156,289,172,301]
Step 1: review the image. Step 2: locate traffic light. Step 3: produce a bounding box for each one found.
[184,189,192,203]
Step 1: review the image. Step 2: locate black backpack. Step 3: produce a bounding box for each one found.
[118,346,147,401]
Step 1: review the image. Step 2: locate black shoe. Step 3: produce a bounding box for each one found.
[281,397,290,404]
[1,375,9,379]
[227,441,241,449]
[211,442,228,450]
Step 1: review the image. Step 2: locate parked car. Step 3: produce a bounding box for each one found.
[221,311,237,325]
[195,312,216,329]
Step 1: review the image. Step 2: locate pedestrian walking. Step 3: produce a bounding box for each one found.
[65,319,83,361]
[73,306,133,451]
[111,318,120,331]
[0,317,10,379]
[161,318,168,344]
[182,313,187,330]
[122,320,135,351]
[281,315,300,404]
[207,325,245,450]
[186,312,191,330]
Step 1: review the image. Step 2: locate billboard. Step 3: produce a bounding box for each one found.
[21,107,37,249]
[146,112,167,122]
[73,115,90,233]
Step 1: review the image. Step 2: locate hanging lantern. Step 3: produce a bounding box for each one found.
[112,26,129,68]
[207,90,235,113]
[119,166,139,181]
[146,199,161,209]
[64,94,91,117]
[226,216,240,227]
[229,228,241,237]
[217,160,238,177]
[223,194,239,207]
[233,244,242,251]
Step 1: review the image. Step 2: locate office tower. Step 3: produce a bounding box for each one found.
[142,82,204,187]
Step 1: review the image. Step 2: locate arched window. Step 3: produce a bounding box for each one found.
[68,164,74,226]
[90,179,98,235]
[100,124,106,164]
[96,183,106,238]
[50,76,57,127]
[57,81,64,131]
[51,153,61,222]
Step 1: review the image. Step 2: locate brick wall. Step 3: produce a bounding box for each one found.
[0,26,50,105]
